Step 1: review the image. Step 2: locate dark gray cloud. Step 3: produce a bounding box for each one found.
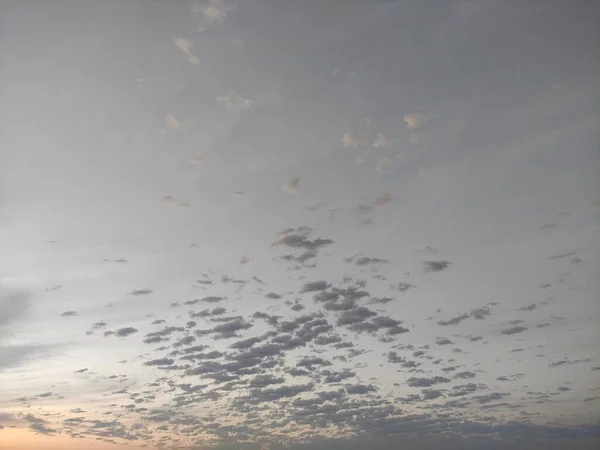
[438,313,469,326]
[469,306,491,320]
[354,256,389,266]
[115,327,138,337]
[518,304,537,311]
[368,296,394,304]
[201,296,226,303]
[336,307,377,326]
[548,358,592,368]
[128,289,153,296]
[548,251,577,260]
[423,261,452,273]
[300,281,329,293]
[144,358,174,366]
[275,234,334,251]
[500,326,528,335]
[406,376,451,387]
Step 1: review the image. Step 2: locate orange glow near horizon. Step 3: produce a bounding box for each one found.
[0,428,156,450]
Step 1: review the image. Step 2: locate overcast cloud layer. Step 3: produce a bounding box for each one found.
[1,1,599,450]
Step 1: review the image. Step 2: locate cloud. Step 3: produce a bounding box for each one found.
[282,177,301,194]
[469,306,491,320]
[60,311,78,317]
[188,155,203,165]
[404,111,435,129]
[303,202,325,211]
[548,251,577,260]
[128,288,153,296]
[165,113,182,131]
[144,358,175,366]
[354,256,389,266]
[173,38,200,66]
[115,327,138,337]
[274,234,334,251]
[342,132,363,148]
[353,204,375,216]
[45,284,62,291]
[25,414,57,435]
[374,193,394,206]
[193,0,234,26]
[548,358,592,368]
[406,376,451,387]
[518,304,536,311]
[372,133,395,149]
[201,296,225,303]
[437,313,469,326]
[374,157,392,174]
[368,296,394,304]
[217,91,253,113]
[423,260,452,273]
[500,326,528,335]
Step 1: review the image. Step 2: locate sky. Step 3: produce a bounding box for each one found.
[0,0,599,449]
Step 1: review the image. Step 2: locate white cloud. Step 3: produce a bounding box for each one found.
[374,193,394,206]
[374,157,392,174]
[373,133,394,149]
[409,131,429,144]
[217,91,254,113]
[193,0,234,27]
[187,156,203,165]
[404,111,436,129]
[342,132,364,148]
[173,38,201,66]
[282,177,300,194]
[165,114,182,131]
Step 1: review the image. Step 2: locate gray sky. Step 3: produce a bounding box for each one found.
[1,1,599,449]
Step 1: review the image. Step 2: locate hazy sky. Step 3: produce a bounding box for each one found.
[1,1,599,449]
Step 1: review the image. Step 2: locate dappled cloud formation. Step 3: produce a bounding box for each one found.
[1,1,599,450]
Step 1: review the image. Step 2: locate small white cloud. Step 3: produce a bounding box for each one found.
[342,132,363,148]
[173,38,201,66]
[373,133,394,149]
[193,0,234,26]
[404,111,436,129]
[228,35,244,50]
[282,177,300,194]
[374,193,394,206]
[165,114,182,131]
[217,91,253,113]
[303,202,324,211]
[409,131,429,144]
[374,157,392,174]
[188,156,203,165]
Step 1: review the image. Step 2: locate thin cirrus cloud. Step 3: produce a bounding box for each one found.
[0,1,599,450]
